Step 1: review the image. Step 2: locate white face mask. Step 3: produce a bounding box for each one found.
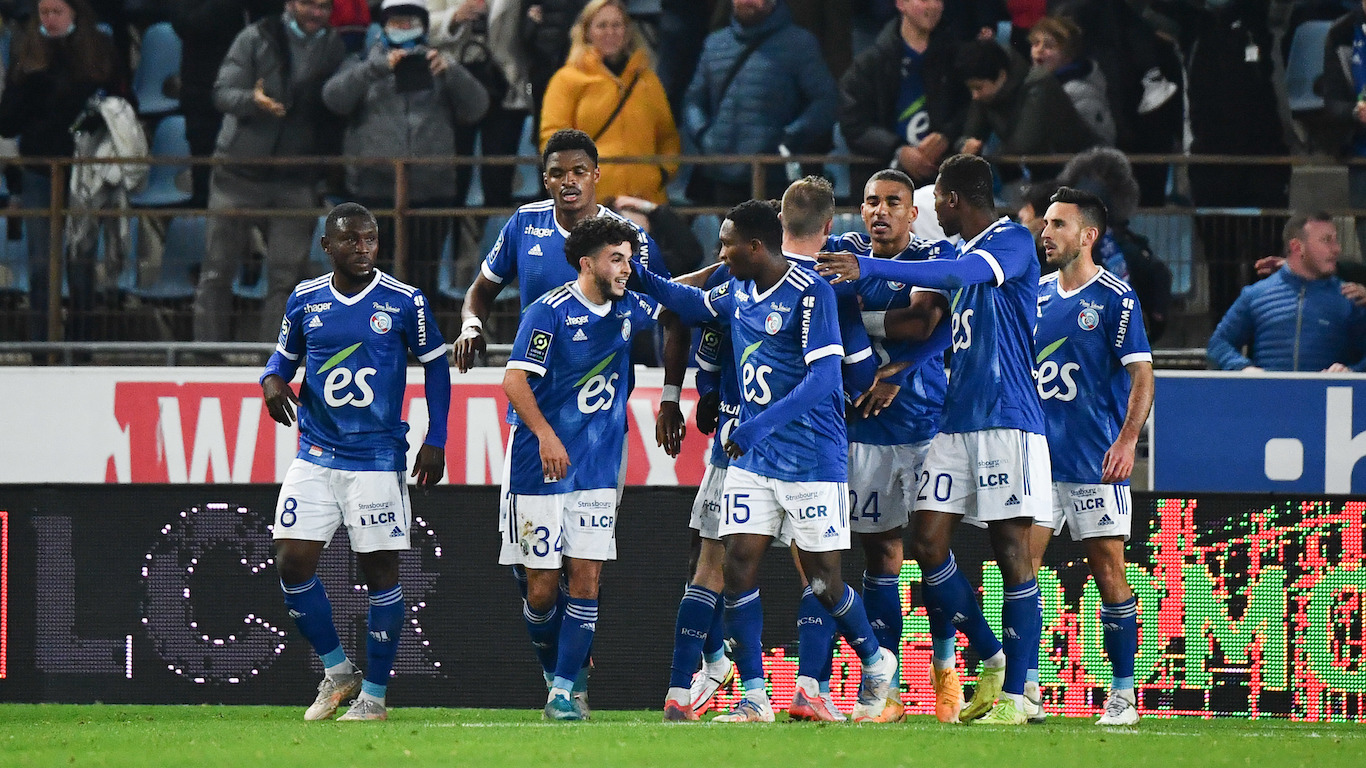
[39,23,75,38]
[385,25,424,45]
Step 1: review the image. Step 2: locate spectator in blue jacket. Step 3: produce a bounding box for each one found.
[1208,212,1366,373]
[682,0,837,205]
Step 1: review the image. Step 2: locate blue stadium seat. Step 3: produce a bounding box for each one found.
[691,214,721,261]
[1287,20,1332,113]
[832,212,866,236]
[513,115,542,200]
[436,232,465,302]
[231,255,267,300]
[825,124,852,202]
[129,216,204,301]
[0,219,28,296]
[306,216,330,275]
[1128,212,1194,296]
[134,23,182,116]
[131,116,192,207]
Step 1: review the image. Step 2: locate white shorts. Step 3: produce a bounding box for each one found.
[273,459,411,553]
[499,488,618,568]
[848,440,932,534]
[690,458,727,541]
[1049,482,1133,542]
[719,466,849,553]
[914,429,1052,529]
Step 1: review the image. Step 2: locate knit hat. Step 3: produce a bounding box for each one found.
[380,0,429,30]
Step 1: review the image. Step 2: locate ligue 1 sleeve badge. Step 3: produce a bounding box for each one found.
[370,311,393,334]
[1078,307,1100,331]
[765,311,782,335]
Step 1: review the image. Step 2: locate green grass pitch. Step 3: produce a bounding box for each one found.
[1,705,1361,767]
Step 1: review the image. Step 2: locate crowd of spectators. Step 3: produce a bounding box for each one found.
[0,0,1364,366]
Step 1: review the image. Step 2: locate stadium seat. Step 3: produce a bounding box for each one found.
[1286,20,1331,113]
[691,213,721,260]
[128,216,204,301]
[306,216,330,275]
[1128,212,1193,296]
[0,219,28,296]
[512,115,541,200]
[825,124,852,202]
[436,232,465,302]
[131,116,192,207]
[832,212,866,236]
[133,23,182,116]
[231,254,267,301]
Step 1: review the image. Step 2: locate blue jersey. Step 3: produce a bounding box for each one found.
[824,232,949,445]
[481,201,667,310]
[273,271,447,472]
[696,268,742,470]
[506,283,661,494]
[1035,269,1152,484]
[704,265,848,483]
[943,218,1046,435]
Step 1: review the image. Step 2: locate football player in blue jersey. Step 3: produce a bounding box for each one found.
[260,202,451,722]
[455,129,689,713]
[1031,187,1153,727]
[817,154,1052,725]
[635,200,897,723]
[500,216,662,721]
[793,170,953,724]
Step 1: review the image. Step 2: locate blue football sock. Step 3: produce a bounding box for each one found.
[828,584,882,663]
[522,599,560,676]
[1028,590,1043,682]
[724,588,764,684]
[1001,579,1039,697]
[862,572,902,674]
[364,584,404,700]
[921,552,1002,660]
[512,564,528,600]
[702,596,726,663]
[281,577,345,666]
[1102,597,1139,690]
[553,598,597,690]
[670,585,721,688]
[797,586,836,682]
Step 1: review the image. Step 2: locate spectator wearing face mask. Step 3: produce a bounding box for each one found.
[322,0,490,295]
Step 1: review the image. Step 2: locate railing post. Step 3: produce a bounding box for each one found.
[393,159,409,283]
[750,158,765,201]
[47,161,65,343]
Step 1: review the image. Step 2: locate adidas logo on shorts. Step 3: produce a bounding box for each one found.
[823,525,838,538]
[1098,514,1114,525]
[389,526,404,537]
[1005,494,1021,506]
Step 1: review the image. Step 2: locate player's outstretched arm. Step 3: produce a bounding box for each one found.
[629,259,717,326]
[454,274,501,372]
[1101,361,1155,484]
[503,368,570,481]
[817,250,998,289]
[656,311,689,457]
[725,356,840,458]
[672,261,722,288]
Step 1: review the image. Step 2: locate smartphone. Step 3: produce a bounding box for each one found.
[394,52,435,94]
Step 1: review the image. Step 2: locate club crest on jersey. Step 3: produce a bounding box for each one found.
[887,281,906,291]
[1077,307,1100,331]
[620,317,632,340]
[764,311,782,335]
[370,311,392,334]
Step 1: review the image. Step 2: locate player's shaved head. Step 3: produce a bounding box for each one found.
[564,216,637,270]
[781,176,835,238]
[325,201,375,235]
[725,199,783,255]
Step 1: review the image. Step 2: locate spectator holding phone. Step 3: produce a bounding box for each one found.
[322,0,489,293]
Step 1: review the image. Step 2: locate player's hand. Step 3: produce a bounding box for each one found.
[695,391,720,435]
[261,374,298,427]
[427,48,448,75]
[1254,255,1285,278]
[961,138,984,156]
[723,440,745,460]
[1342,282,1366,307]
[855,379,901,418]
[656,400,686,458]
[252,79,286,117]
[814,251,860,283]
[411,444,445,488]
[1100,437,1136,484]
[538,430,570,481]
[453,327,486,372]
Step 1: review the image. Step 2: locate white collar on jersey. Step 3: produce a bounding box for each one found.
[751,263,797,302]
[782,249,815,264]
[329,270,383,305]
[567,281,612,317]
[1053,265,1108,299]
[958,216,1011,254]
[554,205,611,239]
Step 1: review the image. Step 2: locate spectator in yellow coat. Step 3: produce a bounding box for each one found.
[540,0,681,205]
